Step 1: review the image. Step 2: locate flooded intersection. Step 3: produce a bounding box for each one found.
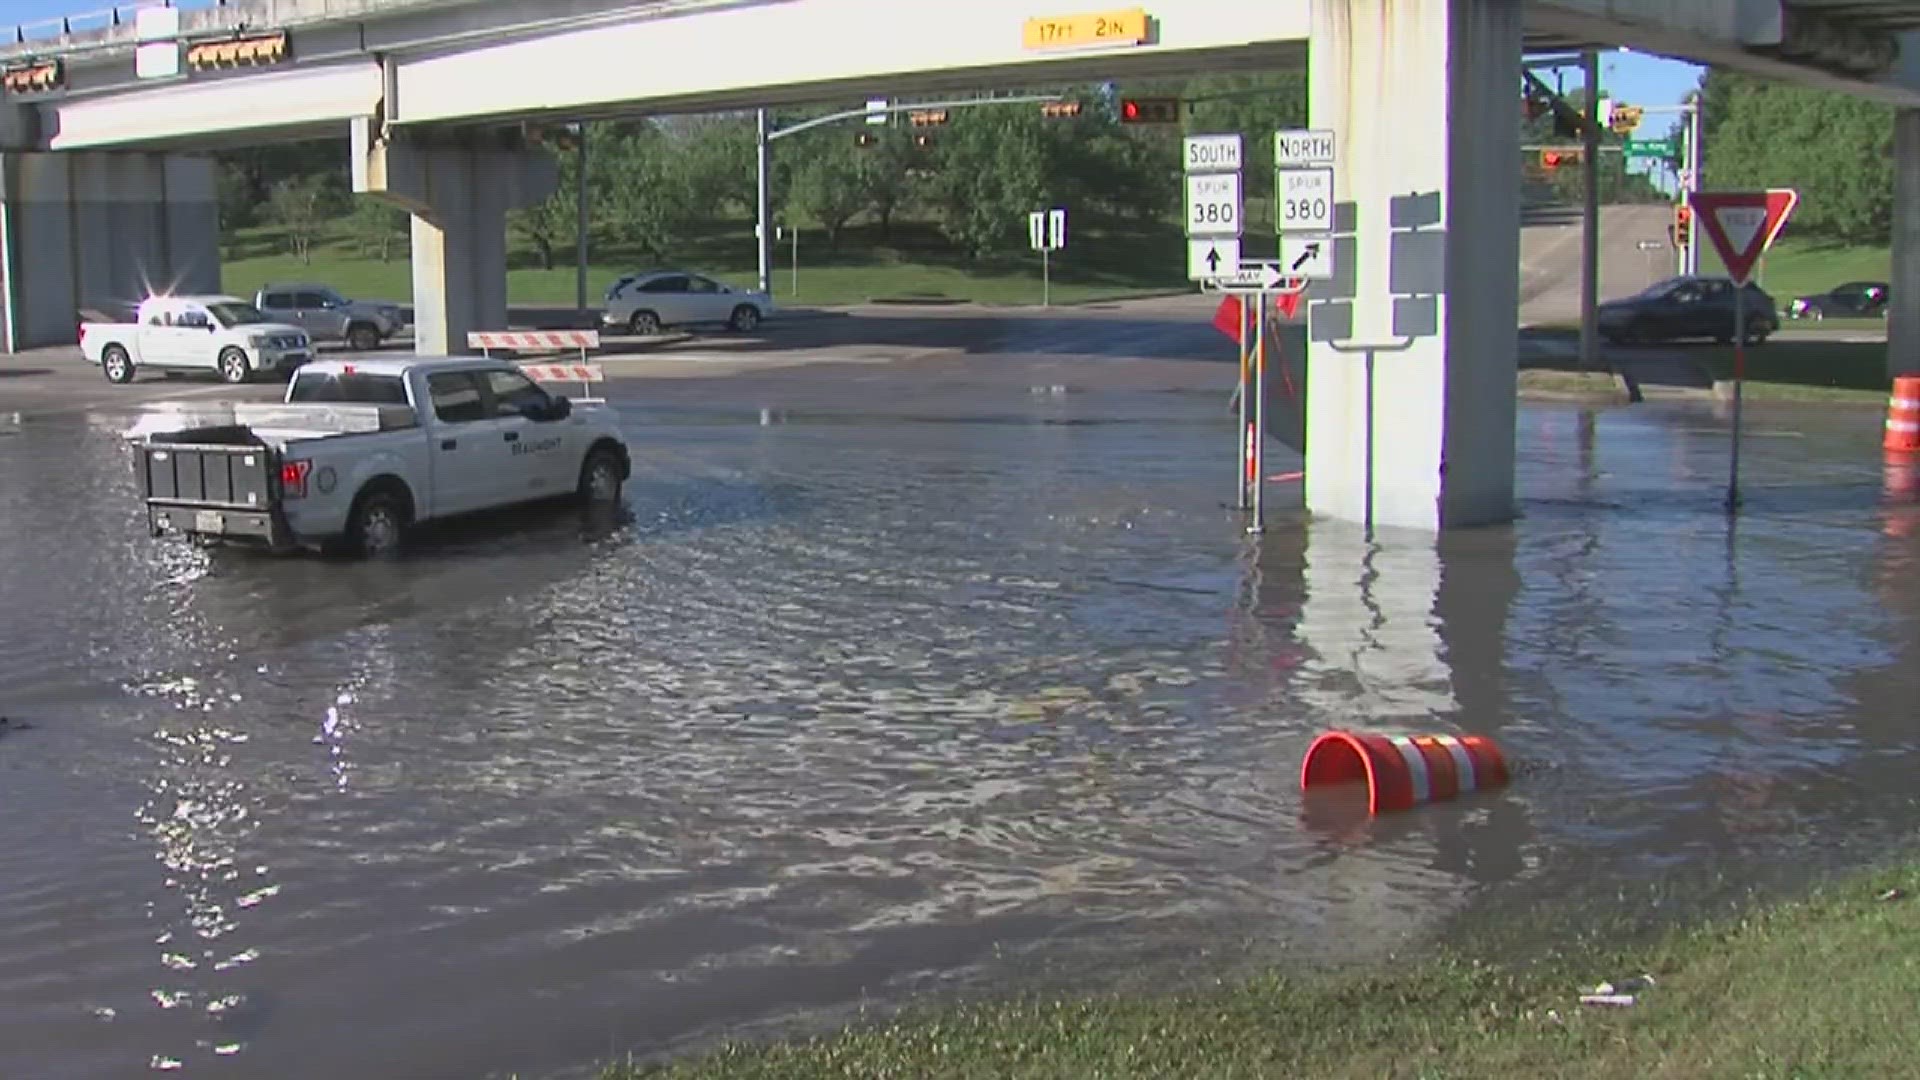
[2,313,1918,1078]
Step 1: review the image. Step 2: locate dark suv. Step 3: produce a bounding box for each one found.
[1598,275,1778,346]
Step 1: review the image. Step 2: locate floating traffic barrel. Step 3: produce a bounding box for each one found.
[1300,731,1509,815]
[1887,376,1920,453]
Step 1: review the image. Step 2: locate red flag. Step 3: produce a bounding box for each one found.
[1212,295,1247,341]
[1274,289,1304,320]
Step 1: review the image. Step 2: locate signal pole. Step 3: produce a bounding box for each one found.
[1581,49,1601,372]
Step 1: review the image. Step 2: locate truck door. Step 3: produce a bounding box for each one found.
[152,306,212,368]
[423,370,498,515]
[480,367,574,497]
[291,290,337,339]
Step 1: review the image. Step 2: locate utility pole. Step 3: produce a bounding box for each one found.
[756,107,772,297]
[1580,50,1601,372]
[574,122,589,316]
[1684,94,1703,275]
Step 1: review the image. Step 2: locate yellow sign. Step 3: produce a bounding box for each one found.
[1023,8,1149,50]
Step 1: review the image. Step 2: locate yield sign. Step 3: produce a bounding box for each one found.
[1687,189,1798,286]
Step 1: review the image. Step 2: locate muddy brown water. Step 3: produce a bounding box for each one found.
[2,346,1917,1078]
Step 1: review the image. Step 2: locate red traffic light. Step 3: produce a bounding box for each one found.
[1118,97,1178,124]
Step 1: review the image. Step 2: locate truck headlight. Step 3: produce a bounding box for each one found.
[248,334,270,347]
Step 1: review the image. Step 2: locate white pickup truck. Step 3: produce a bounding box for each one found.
[82,294,313,385]
[132,356,631,558]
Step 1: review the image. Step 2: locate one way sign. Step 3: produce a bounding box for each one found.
[1188,237,1241,281]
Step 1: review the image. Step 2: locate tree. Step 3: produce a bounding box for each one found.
[1696,68,1892,244]
[589,122,697,264]
[216,162,258,233]
[922,109,1050,259]
[510,146,582,270]
[860,133,919,239]
[787,135,870,247]
[267,174,338,264]
[346,197,410,263]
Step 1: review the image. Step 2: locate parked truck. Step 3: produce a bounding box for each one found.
[81,295,313,385]
[131,356,631,558]
[253,283,407,351]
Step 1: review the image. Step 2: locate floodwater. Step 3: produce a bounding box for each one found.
[2,345,1918,1079]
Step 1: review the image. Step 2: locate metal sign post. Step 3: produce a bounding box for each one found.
[1029,208,1067,307]
[1236,302,1252,508]
[1250,297,1268,533]
[1687,188,1799,512]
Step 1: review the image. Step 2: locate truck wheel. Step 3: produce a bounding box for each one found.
[345,488,408,559]
[577,446,626,505]
[347,322,381,351]
[101,345,135,384]
[218,348,252,384]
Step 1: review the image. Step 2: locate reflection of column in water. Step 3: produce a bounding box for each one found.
[1429,526,1534,885]
[1295,522,1455,725]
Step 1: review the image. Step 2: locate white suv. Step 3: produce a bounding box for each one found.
[601,270,774,336]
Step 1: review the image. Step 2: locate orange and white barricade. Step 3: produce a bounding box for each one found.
[1887,375,1920,454]
[467,330,604,402]
[1300,730,1509,815]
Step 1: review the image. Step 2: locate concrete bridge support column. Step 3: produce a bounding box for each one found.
[1305,0,1523,531]
[0,149,219,353]
[1889,109,1920,378]
[353,122,557,355]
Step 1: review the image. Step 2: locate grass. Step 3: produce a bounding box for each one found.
[1697,339,1893,403]
[596,858,1920,1079]
[1702,236,1890,330]
[221,214,1192,310]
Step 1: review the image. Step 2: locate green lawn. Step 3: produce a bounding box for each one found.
[221,215,1192,309]
[1702,236,1889,327]
[598,857,1920,1078]
[1697,339,1892,402]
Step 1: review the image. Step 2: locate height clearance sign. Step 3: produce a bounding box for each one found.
[1686,189,1799,286]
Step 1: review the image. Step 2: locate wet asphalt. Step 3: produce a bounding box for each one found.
[2,297,1917,1079]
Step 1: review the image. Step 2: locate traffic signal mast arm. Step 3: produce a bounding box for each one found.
[1520,69,1598,141]
[766,93,1068,142]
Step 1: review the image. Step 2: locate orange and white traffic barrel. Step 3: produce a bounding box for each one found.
[1887,375,1920,454]
[1300,730,1509,815]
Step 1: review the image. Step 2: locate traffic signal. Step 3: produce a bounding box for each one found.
[1609,103,1643,136]
[1673,203,1692,245]
[854,132,879,149]
[908,109,949,127]
[1119,97,1179,124]
[1040,100,1083,119]
[1,60,63,95]
[185,31,290,71]
[1539,149,1580,171]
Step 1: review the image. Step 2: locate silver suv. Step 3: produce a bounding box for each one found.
[254,284,406,351]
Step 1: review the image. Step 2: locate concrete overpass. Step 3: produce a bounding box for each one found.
[3,0,1919,534]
